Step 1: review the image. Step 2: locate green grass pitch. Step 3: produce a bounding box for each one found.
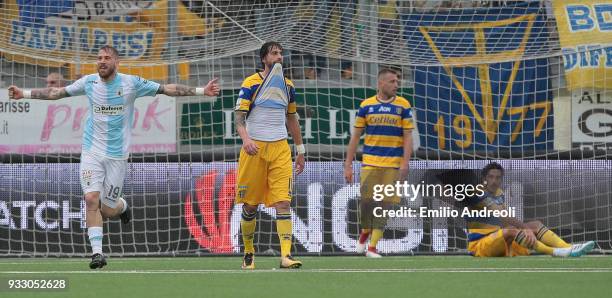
[1,256,611,298]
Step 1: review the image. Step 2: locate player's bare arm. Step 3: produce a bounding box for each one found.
[344,127,364,183]
[235,111,258,155]
[8,85,68,100]
[157,78,220,97]
[400,131,413,181]
[286,113,305,175]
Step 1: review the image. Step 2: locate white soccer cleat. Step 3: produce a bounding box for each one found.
[356,242,366,254]
[570,241,595,257]
[554,241,596,257]
[365,249,382,258]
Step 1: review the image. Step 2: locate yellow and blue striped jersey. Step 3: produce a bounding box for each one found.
[235,72,297,114]
[464,188,504,242]
[234,71,297,141]
[354,96,414,168]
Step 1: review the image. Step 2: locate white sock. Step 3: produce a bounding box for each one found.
[552,247,571,257]
[119,197,128,213]
[88,227,103,255]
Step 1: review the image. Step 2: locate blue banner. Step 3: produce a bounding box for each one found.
[403,2,553,152]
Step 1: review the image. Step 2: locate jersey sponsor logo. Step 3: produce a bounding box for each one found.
[378,106,391,113]
[93,104,125,115]
[81,169,93,186]
[368,115,399,126]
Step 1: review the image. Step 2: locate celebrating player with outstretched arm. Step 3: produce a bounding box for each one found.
[8,45,220,269]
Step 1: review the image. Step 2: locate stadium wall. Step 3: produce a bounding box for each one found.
[1,161,610,256]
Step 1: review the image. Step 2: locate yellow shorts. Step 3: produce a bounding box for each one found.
[359,166,400,229]
[468,229,531,257]
[236,139,292,207]
[360,166,400,204]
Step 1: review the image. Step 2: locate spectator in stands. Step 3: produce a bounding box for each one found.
[377,0,401,61]
[334,0,357,79]
[413,0,454,12]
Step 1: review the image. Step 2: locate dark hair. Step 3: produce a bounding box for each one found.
[99,45,119,58]
[378,68,398,78]
[482,162,504,178]
[259,41,283,68]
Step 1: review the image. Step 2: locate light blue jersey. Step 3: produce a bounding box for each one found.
[65,73,160,159]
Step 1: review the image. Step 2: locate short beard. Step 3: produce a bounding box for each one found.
[266,61,281,69]
[98,67,115,80]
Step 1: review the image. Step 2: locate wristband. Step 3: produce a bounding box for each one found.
[296,144,306,155]
[195,88,205,96]
[23,90,32,99]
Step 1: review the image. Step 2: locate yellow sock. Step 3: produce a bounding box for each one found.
[276,213,293,257]
[369,229,384,249]
[536,226,571,248]
[240,207,257,254]
[533,241,555,255]
[515,230,557,256]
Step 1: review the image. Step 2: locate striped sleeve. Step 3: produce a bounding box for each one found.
[235,83,254,112]
[65,75,87,96]
[354,105,368,128]
[132,75,161,98]
[401,107,414,130]
[287,85,297,114]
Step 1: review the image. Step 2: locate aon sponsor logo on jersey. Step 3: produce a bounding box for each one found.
[93,105,125,115]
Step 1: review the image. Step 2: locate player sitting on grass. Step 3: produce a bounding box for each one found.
[465,162,595,257]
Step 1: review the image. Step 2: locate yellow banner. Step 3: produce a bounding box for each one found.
[553,0,612,90]
[0,0,217,80]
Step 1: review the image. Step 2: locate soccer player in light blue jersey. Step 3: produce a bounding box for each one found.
[9,46,220,269]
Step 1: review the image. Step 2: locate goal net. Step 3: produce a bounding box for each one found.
[0,0,610,256]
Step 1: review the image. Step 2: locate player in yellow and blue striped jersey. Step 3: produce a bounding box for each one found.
[344,68,414,258]
[234,42,305,270]
[465,162,595,257]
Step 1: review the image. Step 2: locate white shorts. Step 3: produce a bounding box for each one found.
[80,152,128,208]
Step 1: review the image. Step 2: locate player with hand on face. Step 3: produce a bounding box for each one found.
[234,41,305,269]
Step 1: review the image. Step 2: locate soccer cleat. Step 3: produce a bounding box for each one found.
[241,252,255,270]
[580,241,595,254]
[356,242,366,254]
[365,248,382,258]
[279,255,302,269]
[89,253,107,269]
[120,204,131,224]
[569,244,584,257]
[570,241,595,257]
